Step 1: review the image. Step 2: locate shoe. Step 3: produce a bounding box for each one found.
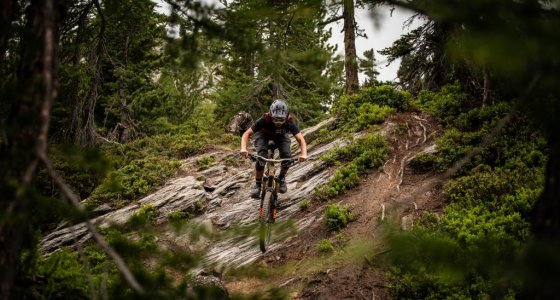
[251,182,262,199]
[276,176,287,193]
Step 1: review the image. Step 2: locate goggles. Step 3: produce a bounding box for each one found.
[272,117,286,125]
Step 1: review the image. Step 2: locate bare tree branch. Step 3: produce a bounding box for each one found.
[319,15,344,26]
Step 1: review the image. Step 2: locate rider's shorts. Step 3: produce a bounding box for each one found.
[253,132,292,169]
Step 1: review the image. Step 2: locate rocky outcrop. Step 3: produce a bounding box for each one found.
[39,118,340,261]
[39,115,438,271]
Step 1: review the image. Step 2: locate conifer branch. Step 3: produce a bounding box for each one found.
[319,15,344,26]
[38,152,145,295]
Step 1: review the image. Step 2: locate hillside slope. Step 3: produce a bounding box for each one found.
[221,112,444,299]
[40,111,443,299]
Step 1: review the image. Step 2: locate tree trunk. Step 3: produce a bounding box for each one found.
[67,4,91,141]
[343,0,359,95]
[271,82,281,100]
[111,35,137,143]
[79,0,105,145]
[0,0,58,297]
[266,1,283,102]
[482,65,489,107]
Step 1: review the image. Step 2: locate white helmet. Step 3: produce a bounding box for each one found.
[270,99,289,121]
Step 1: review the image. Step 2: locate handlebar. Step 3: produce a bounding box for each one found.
[248,153,297,164]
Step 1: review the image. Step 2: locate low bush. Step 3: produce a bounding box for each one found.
[417,82,470,124]
[316,239,334,253]
[324,203,355,231]
[196,156,215,170]
[332,85,408,132]
[387,84,547,298]
[83,132,212,208]
[299,198,310,211]
[316,134,387,200]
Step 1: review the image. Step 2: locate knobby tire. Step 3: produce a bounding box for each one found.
[259,191,274,253]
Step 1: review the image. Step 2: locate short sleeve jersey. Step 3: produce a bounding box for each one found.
[251,113,300,137]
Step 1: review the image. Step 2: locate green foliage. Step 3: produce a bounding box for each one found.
[167,210,189,225]
[359,49,380,87]
[410,85,546,175]
[316,239,334,253]
[332,85,410,132]
[417,82,470,124]
[299,198,310,211]
[36,248,90,299]
[324,204,355,231]
[196,156,215,170]
[453,102,511,132]
[212,0,338,127]
[35,145,112,201]
[388,95,547,298]
[128,204,159,228]
[316,134,387,200]
[387,229,517,300]
[84,131,216,208]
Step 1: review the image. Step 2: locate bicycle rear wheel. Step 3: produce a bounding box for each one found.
[259,191,274,252]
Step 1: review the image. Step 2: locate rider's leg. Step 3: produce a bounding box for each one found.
[276,134,292,193]
[252,132,269,198]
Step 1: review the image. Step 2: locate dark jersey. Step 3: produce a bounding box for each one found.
[251,113,300,137]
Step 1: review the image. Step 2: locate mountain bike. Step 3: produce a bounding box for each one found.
[249,144,296,253]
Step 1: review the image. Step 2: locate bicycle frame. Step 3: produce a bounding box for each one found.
[249,151,295,252]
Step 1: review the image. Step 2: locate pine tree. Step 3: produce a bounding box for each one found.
[359,48,379,87]
[213,0,338,126]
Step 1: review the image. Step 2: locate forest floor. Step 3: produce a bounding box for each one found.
[223,112,447,299]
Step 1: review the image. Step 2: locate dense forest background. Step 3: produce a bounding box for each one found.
[1,0,559,299]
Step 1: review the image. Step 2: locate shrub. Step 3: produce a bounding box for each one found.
[35,248,90,299]
[417,82,469,124]
[388,93,547,298]
[83,131,211,208]
[168,210,188,221]
[127,204,158,228]
[324,203,355,231]
[299,198,310,211]
[196,156,215,170]
[316,239,334,253]
[316,134,387,200]
[331,85,409,132]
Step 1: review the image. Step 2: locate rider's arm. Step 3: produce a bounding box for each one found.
[240,128,254,157]
[294,133,307,161]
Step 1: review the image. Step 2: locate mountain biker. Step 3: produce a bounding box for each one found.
[240,99,308,198]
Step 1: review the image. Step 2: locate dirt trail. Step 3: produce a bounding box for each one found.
[224,112,445,299]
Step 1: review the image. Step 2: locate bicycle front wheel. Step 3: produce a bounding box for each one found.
[259,191,274,253]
